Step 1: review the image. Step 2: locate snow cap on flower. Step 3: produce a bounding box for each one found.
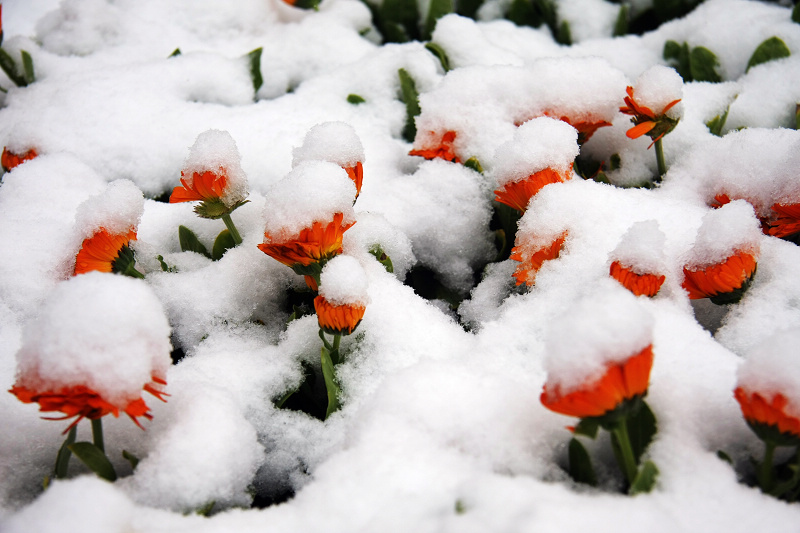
[319,255,370,307]
[176,129,248,207]
[684,200,762,268]
[544,283,654,395]
[610,220,667,276]
[292,122,365,170]
[75,179,144,239]
[10,272,171,425]
[492,117,578,189]
[262,160,356,241]
[629,65,684,121]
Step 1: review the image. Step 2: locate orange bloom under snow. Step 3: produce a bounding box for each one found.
[344,162,364,198]
[550,115,612,145]
[681,250,757,300]
[767,203,800,240]
[314,295,366,335]
[1,147,38,172]
[258,212,355,269]
[541,345,654,419]
[409,131,460,163]
[74,227,137,275]
[9,376,168,432]
[170,169,228,203]
[610,261,665,298]
[734,387,800,443]
[619,86,681,145]
[511,233,567,286]
[494,165,572,214]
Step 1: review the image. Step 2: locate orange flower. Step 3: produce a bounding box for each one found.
[170,169,227,203]
[681,250,757,301]
[767,203,800,240]
[494,165,571,214]
[74,227,137,275]
[9,375,168,432]
[1,147,38,172]
[619,86,681,146]
[314,295,366,335]
[344,162,364,198]
[511,233,567,286]
[258,212,355,269]
[550,115,611,144]
[409,131,460,163]
[734,388,800,444]
[541,345,654,419]
[610,261,665,297]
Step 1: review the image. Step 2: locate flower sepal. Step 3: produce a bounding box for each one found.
[708,265,757,305]
[193,198,249,220]
[746,420,800,449]
[111,244,145,279]
[291,260,324,287]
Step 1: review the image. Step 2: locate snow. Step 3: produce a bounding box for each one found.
[318,255,370,306]
[181,129,249,207]
[3,0,800,531]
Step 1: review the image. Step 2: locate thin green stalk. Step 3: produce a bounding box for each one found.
[654,138,666,182]
[124,265,146,279]
[332,334,341,353]
[758,440,776,493]
[221,214,243,245]
[612,420,638,486]
[91,418,105,453]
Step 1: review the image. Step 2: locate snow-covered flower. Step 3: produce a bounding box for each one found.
[74,227,138,276]
[541,344,654,419]
[495,167,571,214]
[170,130,249,219]
[409,130,459,163]
[610,262,665,298]
[619,66,683,147]
[510,232,567,287]
[258,212,354,271]
[608,220,667,298]
[682,251,758,302]
[314,255,369,335]
[735,388,800,445]
[1,146,38,172]
[314,296,366,335]
[293,122,366,198]
[766,203,800,242]
[547,114,611,145]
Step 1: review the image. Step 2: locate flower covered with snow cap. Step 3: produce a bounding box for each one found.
[314,255,369,335]
[73,180,145,278]
[1,146,38,172]
[620,66,683,146]
[258,161,357,286]
[681,200,761,304]
[170,130,249,219]
[493,117,578,214]
[9,273,171,431]
[766,202,800,243]
[409,130,459,163]
[293,122,366,198]
[609,220,667,297]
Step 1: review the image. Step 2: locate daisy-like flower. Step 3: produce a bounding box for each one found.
[409,130,459,163]
[314,296,366,335]
[1,146,38,172]
[313,255,369,335]
[541,344,654,420]
[548,114,612,145]
[619,85,681,146]
[766,203,800,242]
[610,261,665,298]
[735,388,800,447]
[293,122,366,198]
[74,227,140,277]
[682,250,757,303]
[510,232,567,287]
[495,166,571,214]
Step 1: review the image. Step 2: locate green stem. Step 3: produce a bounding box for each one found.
[125,264,146,279]
[758,440,776,493]
[92,418,105,453]
[222,214,243,245]
[654,138,666,182]
[612,420,638,486]
[332,334,341,353]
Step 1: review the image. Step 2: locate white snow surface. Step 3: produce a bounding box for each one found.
[292,121,365,168]
[3,0,800,531]
[319,254,370,306]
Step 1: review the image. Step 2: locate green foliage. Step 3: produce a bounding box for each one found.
[122,450,140,470]
[347,93,366,104]
[425,42,451,72]
[212,229,236,260]
[178,225,211,258]
[630,460,659,494]
[794,3,800,25]
[627,401,657,465]
[0,47,27,87]
[747,36,791,73]
[398,68,421,143]
[320,341,341,419]
[664,40,721,82]
[54,426,77,480]
[424,0,454,40]
[506,0,569,45]
[68,442,118,481]
[369,244,394,273]
[706,105,730,137]
[20,50,34,85]
[247,47,263,94]
[169,48,182,57]
[464,157,483,174]
[613,5,629,37]
[568,438,598,486]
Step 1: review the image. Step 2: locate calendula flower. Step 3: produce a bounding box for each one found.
[259,212,354,271]
[495,167,571,214]
[293,122,366,198]
[314,255,369,334]
[74,227,138,276]
[735,388,800,446]
[409,130,459,163]
[610,261,665,298]
[510,232,567,287]
[1,146,38,172]
[541,345,654,419]
[766,203,800,241]
[548,114,612,145]
[170,130,249,220]
[314,296,366,335]
[620,86,681,145]
[682,250,757,302]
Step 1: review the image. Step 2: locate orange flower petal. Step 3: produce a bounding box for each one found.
[681,251,757,299]
[344,162,364,197]
[258,212,355,268]
[170,170,228,203]
[314,295,366,335]
[1,147,38,172]
[511,233,567,286]
[74,228,137,275]
[494,166,571,214]
[609,261,665,297]
[626,121,656,139]
[735,388,800,440]
[409,131,460,163]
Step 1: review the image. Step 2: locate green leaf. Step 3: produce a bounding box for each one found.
[609,153,621,171]
[464,157,483,174]
[68,442,118,481]
[572,417,599,439]
[212,229,236,261]
[613,4,629,37]
[690,46,721,82]
[320,345,341,419]
[347,93,366,104]
[747,36,791,73]
[0,48,25,87]
[169,48,182,57]
[568,438,598,486]
[507,0,543,28]
[20,50,34,85]
[54,426,77,479]
[398,68,420,143]
[455,0,483,19]
[380,0,420,42]
[196,501,216,516]
[455,499,466,514]
[424,0,454,40]
[247,47,263,94]
[706,106,729,137]
[178,225,211,258]
[663,40,682,61]
[556,20,572,46]
[424,42,451,72]
[122,450,140,470]
[629,460,659,495]
[716,450,734,465]
[369,244,394,273]
[627,400,657,465]
[793,3,800,25]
